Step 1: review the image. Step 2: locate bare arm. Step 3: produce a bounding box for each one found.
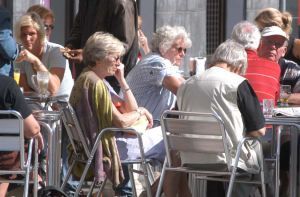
[287,93,300,104]
[245,127,266,137]
[23,114,44,150]
[17,49,64,95]
[162,75,185,95]
[112,105,153,129]
[114,63,138,112]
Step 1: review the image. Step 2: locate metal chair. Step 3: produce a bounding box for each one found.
[0,110,38,197]
[155,110,266,197]
[60,102,154,197]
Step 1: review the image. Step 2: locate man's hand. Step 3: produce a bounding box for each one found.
[61,48,83,63]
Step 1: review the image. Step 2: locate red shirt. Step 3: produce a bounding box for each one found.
[244,49,281,104]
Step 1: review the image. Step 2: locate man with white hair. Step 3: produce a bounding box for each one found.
[257,25,300,104]
[177,39,266,196]
[232,21,281,104]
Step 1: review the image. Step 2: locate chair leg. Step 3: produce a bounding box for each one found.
[227,166,238,197]
[87,179,97,197]
[141,162,152,197]
[146,163,155,185]
[155,159,167,197]
[61,160,75,190]
[275,128,282,197]
[75,158,94,196]
[128,164,137,197]
[33,140,39,197]
[24,140,34,197]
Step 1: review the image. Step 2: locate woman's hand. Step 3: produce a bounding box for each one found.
[114,63,125,83]
[15,49,38,65]
[139,107,153,129]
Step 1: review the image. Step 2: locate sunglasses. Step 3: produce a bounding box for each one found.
[262,38,286,49]
[44,24,54,30]
[174,46,187,54]
[110,55,121,62]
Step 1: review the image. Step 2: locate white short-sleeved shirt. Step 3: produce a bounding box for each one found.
[18,41,74,98]
[126,53,182,121]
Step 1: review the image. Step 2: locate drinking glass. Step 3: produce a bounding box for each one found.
[263,99,274,118]
[280,85,291,107]
[14,68,20,85]
[31,71,49,97]
[37,71,49,97]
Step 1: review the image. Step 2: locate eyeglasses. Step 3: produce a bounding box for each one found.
[174,46,187,54]
[262,38,286,49]
[44,24,54,31]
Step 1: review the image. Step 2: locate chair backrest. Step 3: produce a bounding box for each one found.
[161,110,231,169]
[0,110,25,167]
[59,102,91,158]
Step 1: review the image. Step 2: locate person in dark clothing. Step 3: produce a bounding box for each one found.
[64,0,139,92]
[0,76,43,196]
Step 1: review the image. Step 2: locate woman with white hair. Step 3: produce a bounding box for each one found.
[15,12,73,98]
[126,25,192,126]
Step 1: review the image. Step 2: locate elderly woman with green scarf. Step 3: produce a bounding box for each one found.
[69,32,153,192]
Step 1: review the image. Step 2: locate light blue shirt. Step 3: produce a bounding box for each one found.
[126,53,181,122]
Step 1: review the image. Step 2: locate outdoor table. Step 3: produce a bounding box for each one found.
[23,92,68,110]
[23,92,67,187]
[33,110,62,187]
[265,116,300,197]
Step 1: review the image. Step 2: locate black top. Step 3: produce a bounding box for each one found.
[65,0,139,78]
[279,58,300,92]
[237,80,265,133]
[0,75,31,119]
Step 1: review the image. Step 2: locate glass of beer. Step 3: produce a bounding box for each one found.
[37,71,49,97]
[14,68,20,85]
[280,85,291,107]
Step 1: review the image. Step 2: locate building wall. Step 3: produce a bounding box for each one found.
[246,0,279,21]
[12,0,40,28]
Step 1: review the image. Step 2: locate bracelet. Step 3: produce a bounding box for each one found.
[136,108,143,118]
[123,87,131,92]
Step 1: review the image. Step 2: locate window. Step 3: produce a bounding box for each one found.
[206,0,226,55]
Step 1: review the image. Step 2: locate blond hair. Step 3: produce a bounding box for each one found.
[254,7,292,34]
[27,4,55,23]
[14,12,46,44]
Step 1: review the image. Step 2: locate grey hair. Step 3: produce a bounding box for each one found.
[83,32,125,67]
[14,12,46,44]
[231,21,261,50]
[210,39,248,75]
[151,25,192,54]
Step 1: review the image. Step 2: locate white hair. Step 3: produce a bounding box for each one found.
[210,39,248,75]
[231,21,261,50]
